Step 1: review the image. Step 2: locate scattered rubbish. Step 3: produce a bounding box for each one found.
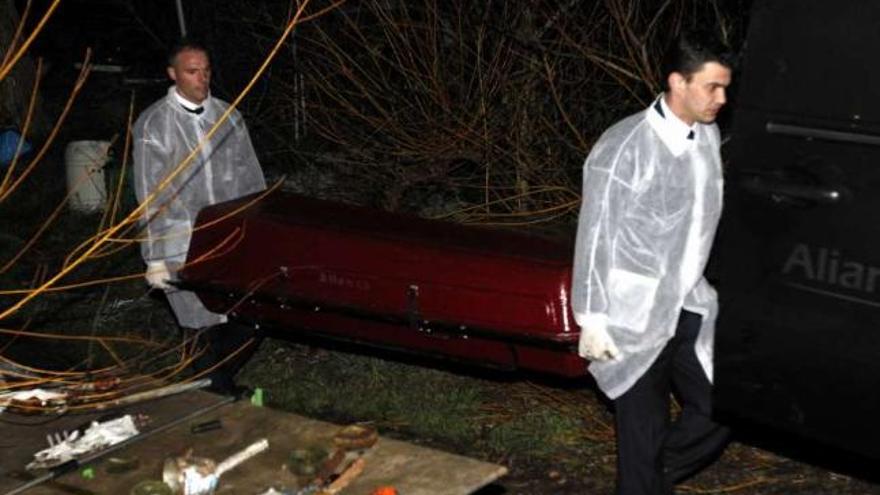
[73,377,122,393]
[190,419,222,434]
[250,387,264,407]
[1,379,211,415]
[105,456,140,474]
[96,378,212,410]
[7,397,235,495]
[293,425,377,495]
[256,489,289,495]
[162,438,269,494]
[0,379,208,415]
[288,446,331,476]
[130,479,174,495]
[0,128,32,166]
[28,414,142,470]
[0,388,68,414]
[319,457,366,495]
[333,424,378,451]
[43,413,147,452]
[46,430,75,447]
[80,466,95,479]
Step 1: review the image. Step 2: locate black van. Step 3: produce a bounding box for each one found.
[715,1,880,459]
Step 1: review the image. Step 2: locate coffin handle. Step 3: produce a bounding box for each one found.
[406,284,421,331]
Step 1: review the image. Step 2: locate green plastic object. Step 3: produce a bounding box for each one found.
[80,466,95,479]
[251,387,264,407]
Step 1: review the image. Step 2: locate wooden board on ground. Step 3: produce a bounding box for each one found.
[0,390,507,495]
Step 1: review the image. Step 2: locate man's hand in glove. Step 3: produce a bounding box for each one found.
[575,314,621,361]
[145,261,172,290]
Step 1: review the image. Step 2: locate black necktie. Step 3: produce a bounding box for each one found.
[687,130,695,140]
[181,105,204,115]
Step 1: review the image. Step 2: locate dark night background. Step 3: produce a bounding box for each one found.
[5,2,880,494]
[14,0,755,214]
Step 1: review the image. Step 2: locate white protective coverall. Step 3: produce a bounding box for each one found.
[571,96,723,399]
[133,86,266,329]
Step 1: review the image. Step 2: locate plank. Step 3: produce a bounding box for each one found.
[0,391,506,494]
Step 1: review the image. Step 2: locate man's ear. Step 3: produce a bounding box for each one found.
[668,72,685,93]
[166,66,177,82]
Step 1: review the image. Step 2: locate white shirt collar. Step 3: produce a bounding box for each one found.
[171,86,209,113]
[645,95,696,157]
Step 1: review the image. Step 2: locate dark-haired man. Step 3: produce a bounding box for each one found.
[133,40,266,393]
[571,30,734,494]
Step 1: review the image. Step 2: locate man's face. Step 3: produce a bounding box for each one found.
[167,49,211,104]
[670,61,732,125]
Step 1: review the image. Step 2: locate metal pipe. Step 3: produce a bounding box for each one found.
[175,0,187,37]
[4,392,233,495]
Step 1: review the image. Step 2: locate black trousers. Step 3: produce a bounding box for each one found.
[614,310,730,495]
[191,321,263,393]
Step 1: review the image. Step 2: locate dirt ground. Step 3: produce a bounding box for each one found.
[473,421,880,495]
[240,340,880,495]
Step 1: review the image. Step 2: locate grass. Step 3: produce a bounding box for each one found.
[236,337,613,467]
[236,339,880,495]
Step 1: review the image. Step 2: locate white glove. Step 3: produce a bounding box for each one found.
[145,261,172,290]
[575,314,621,361]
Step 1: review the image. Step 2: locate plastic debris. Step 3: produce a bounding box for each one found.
[163,438,269,495]
[27,414,140,470]
[0,388,68,413]
[0,129,32,166]
[256,488,290,495]
[250,387,264,407]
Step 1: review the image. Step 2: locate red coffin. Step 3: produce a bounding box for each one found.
[179,191,587,377]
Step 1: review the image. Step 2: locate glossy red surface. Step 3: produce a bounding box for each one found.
[180,191,587,377]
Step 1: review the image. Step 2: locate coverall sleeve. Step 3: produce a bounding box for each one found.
[239,121,266,192]
[570,137,639,333]
[132,121,191,263]
[234,119,267,193]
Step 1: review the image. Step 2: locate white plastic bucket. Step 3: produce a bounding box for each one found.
[64,140,110,212]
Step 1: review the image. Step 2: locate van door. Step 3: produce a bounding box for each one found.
[715,0,880,459]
